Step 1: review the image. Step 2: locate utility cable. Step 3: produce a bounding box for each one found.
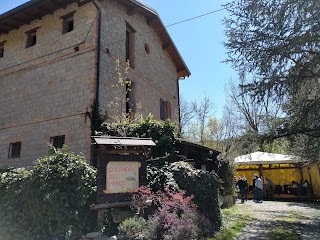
[107,6,229,47]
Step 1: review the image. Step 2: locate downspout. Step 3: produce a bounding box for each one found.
[177,78,181,134]
[93,0,101,119]
[177,76,185,135]
[91,0,101,167]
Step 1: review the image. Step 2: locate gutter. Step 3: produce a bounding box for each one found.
[92,0,101,121]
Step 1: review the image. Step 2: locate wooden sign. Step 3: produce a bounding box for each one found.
[93,137,154,204]
[104,161,141,194]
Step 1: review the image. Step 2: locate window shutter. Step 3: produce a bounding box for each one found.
[160,98,165,120]
[166,101,171,119]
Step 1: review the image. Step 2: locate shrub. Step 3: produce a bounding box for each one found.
[0,147,97,240]
[147,157,179,192]
[100,114,176,158]
[118,216,146,239]
[170,161,222,231]
[131,187,213,240]
[212,157,236,196]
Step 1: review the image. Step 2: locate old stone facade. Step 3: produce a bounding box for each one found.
[0,0,190,168]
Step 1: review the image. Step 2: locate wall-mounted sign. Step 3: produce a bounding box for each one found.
[104,161,141,194]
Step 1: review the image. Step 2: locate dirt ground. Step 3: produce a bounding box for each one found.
[236,200,320,240]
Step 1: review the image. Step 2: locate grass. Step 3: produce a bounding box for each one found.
[267,227,300,240]
[208,205,254,240]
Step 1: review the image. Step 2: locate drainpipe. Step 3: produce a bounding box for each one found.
[91,0,101,167]
[177,76,185,134]
[92,0,101,117]
[177,78,181,134]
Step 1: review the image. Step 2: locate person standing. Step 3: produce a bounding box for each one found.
[253,175,257,201]
[255,175,263,203]
[243,176,249,201]
[237,177,247,203]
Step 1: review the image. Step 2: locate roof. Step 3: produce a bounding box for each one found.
[0,0,190,78]
[93,136,156,146]
[234,151,303,165]
[0,0,86,33]
[176,138,221,155]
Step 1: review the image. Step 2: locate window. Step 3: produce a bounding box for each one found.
[125,22,136,68]
[26,28,38,48]
[50,135,65,149]
[61,11,75,34]
[160,98,171,120]
[144,43,150,54]
[8,142,22,158]
[0,41,4,58]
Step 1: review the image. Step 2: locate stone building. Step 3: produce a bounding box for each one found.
[0,0,190,168]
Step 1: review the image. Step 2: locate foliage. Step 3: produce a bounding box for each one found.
[118,216,146,239]
[224,0,320,160]
[106,59,134,123]
[131,186,213,240]
[169,162,222,230]
[146,160,223,230]
[0,147,97,240]
[147,157,180,192]
[102,209,120,237]
[215,158,236,196]
[223,78,287,154]
[180,96,222,147]
[100,114,176,158]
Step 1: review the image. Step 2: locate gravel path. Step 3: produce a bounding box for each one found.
[236,200,320,240]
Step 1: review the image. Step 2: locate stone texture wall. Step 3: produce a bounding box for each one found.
[0,2,97,168]
[0,0,183,168]
[98,0,180,123]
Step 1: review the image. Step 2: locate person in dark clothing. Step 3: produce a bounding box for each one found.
[243,176,249,201]
[253,175,257,201]
[237,177,247,203]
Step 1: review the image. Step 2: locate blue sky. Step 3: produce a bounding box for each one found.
[0,0,238,119]
[143,0,238,118]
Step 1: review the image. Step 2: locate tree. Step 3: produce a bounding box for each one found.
[180,96,227,150]
[179,95,195,135]
[220,79,290,162]
[193,96,214,145]
[224,0,320,160]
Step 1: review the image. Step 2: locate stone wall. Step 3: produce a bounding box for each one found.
[0,2,97,168]
[98,0,180,123]
[0,0,184,168]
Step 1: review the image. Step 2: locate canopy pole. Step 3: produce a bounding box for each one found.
[259,164,263,177]
[299,166,303,182]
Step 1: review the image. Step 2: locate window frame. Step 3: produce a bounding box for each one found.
[8,142,22,159]
[160,98,171,120]
[61,11,76,34]
[125,22,136,68]
[25,27,39,48]
[0,41,5,58]
[50,135,65,149]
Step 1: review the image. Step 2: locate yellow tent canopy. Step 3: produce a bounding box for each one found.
[234,152,320,198]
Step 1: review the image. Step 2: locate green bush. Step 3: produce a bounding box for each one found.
[100,114,176,158]
[147,157,179,192]
[211,158,236,196]
[0,147,97,240]
[118,216,146,239]
[170,161,222,231]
